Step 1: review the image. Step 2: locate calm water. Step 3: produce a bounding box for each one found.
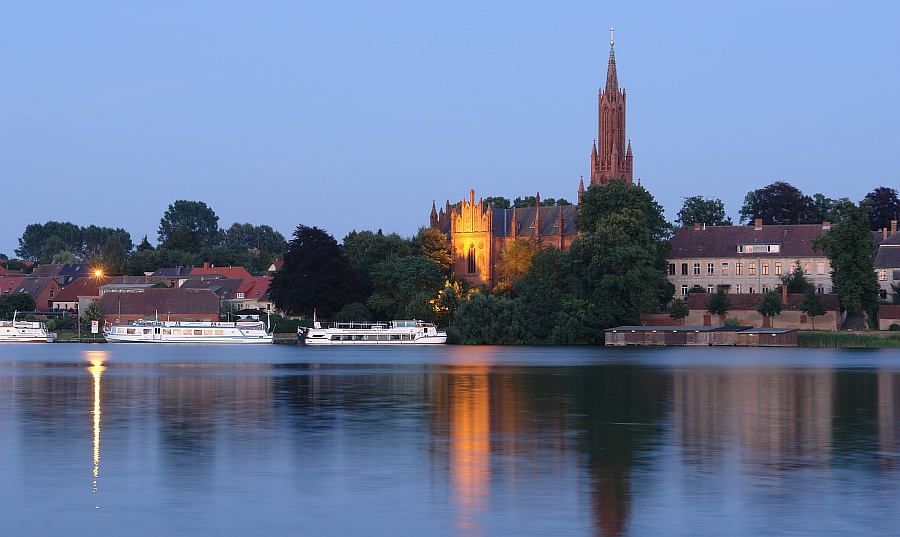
[1,344,899,537]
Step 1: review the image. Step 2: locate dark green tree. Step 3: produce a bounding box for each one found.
[100,235,129,275]
[136,235,155,251]
[80,300,103,328]
[157,200,222,253]
[513,195,538,208]
[412,227,452,278]
[452,293,532,345]
[334,302,373,323]
[756,291,784,324]
[224,223,287,257]
[127,249,161,276]
[483,196,511,209]
[781,261,814,294]
[706,287,731,317]
[577,180,671,242]
[669,298,689,325]
[16,221,83,262]
[813,200,880,324]
[269,224,362,317]
[863,187,900,231]
[0,293,37,320]
[800,289,826,330]
[676,196,732,227]
[812,193,847,223]
[739,181,818,225]
[367,256,445,321]
[342,229,412,296]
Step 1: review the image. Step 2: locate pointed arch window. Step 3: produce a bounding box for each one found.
[467,244,476,275]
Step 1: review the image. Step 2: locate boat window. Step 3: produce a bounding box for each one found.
[341,335,352,341]
[203,330,212,336]
[215,330,224,336]
[353,335,364,341]
[163,329,171,335]
[331,335,340,341]
[378,335,389,341]
[194,330,203,336]
[390,335,401,340]
[143,329,151,334]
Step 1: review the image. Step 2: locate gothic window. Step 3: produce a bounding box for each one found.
[467,244,476,275]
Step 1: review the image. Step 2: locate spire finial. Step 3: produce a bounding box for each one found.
[610,26,614,48]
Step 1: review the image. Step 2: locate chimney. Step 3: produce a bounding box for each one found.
[694,223,701,230]
[822,221,831,230]
[754,219,763,230]
[204,262,210,269]
[884,228,889,241]
[892,220,898,235]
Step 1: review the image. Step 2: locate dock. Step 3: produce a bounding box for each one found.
[604,326,797,347]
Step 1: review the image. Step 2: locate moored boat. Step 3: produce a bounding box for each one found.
[299,320,447,345]
[0,312,57,343]
[105,320,274,344]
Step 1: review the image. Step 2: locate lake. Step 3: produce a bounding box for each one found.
[1,344,898,536]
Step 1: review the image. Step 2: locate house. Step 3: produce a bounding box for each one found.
[879,305,900,331]
[267,260,284,274]
[99,288,220,325]
[180,278,243,302]
[51,275,113,312]
[0,276,63,311]
[189,263,253,281]
[234,276,273,311]
[30,263,97,286]
[874,221,900,301]
[668,220,833,298]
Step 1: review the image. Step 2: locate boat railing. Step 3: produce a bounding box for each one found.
[331,321,390,330]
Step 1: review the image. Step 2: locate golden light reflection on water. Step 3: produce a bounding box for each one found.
[448,366,490,537]
[85,351,107,499]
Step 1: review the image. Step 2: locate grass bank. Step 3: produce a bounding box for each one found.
[798,331,900,348]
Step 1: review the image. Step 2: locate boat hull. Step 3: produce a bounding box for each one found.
[299,320,447,345]
[105,321,273,344]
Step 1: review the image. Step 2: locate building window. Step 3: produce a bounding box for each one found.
[749,263,756,276]
[749,286,755,294]
[880,289,888,300]
[817,262,825,275]
[236,292,245,299]
[775,262,782,276]
[736,284,742,294]
[817,285,824,295]
[681,285,688,296]
[880,270,888,281]
[707,263,714,275]
[693,263,701,276]
[762,286,769,294]
[681,263,688,276]
[668,263,676,276]
[762,263,769,276]
[467,244,476,274]
[804,262,811,275]
[707,285,714,294]
[721,262,729,275]
[736,263,743,275]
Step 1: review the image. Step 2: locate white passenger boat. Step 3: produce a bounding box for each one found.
[299,320,447,345]
[105,320,273,344]
[0,313,57,343]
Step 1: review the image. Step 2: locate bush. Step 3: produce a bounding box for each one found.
[890,323,900,332]
[722,317,741,326]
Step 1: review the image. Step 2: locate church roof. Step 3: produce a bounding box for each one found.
[491,205,579,238]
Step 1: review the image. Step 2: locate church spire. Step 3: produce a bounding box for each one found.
[605,26,618,94]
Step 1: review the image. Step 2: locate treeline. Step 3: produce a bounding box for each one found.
[9,200,286,276]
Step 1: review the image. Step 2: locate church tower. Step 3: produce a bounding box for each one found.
[590,27,633,187]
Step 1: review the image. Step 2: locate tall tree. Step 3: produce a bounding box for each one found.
[269,225,362,317]
[676,196,732,227]
[812,193,847,223]
[863,187,900,231]
[342,229,412,296]
[494,238,542,295]
[412,227,452,278]
[367,256,445,321]
[706,287,731,317]
[483,196,511,209]
[812,201,880,324]
[224,223,287,257]
[800,289,826,330]
[157,200,222,253]
[739,181,818,225]
[781,261,814,294]
[577,180,671,242]
[0,293,36,320]
[670,298,689,325]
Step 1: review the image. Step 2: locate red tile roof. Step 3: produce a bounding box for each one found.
[670,224,829,259]
[237,276,272,300]
[98,288,220,316]
[190,266,253,280]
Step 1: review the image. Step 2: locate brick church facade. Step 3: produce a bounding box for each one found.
[431,29,635,287]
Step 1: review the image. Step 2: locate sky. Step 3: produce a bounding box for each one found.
[3,1,899,256]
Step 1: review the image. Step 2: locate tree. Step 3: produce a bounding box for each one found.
[800,289,826,330]
[863,187,900,231]
[812,193,848,223]
[136,235,155,251]
[367,256,445,321]
[334,302,373,323]
[0,293,36,320]
[812,200,880,324]
[670,298,689,325]
[706,287,731,318]
[494,238,542,295]
[676,196,732,227]
[781,261,814,294]
[739,181,818,225]
[269,225,362,317]
[224,223,287,258]
[483,196,511,209]
[412,227,452,278]
[756,291,784,324]
[157,200,222,253]
[342,229,412,296]
[577,180,671,242]
[80,300,103,327]
[16,221,82,262]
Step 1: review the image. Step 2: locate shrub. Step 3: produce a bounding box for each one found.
[890,323,900,332]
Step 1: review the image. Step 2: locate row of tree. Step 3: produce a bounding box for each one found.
[11,200,286,276]
[677,182,900,231]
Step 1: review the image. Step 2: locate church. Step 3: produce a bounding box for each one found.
[430,29,636,287]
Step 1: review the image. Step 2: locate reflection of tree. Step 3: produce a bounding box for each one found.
[571,367,668,537]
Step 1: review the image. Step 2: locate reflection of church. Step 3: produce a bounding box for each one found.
[429,29,636,287]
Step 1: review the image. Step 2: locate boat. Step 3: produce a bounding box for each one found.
[104,320,274,344]
[299,320,447,345]
[0,312,57,343]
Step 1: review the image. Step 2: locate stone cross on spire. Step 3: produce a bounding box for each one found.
[610,26,614,47]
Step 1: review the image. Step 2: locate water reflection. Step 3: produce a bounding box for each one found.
[86,352,107,497]
[1,348,900,536]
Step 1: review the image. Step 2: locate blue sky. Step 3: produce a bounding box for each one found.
[3,2,898,256]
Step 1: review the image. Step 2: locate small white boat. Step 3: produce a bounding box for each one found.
[299,320,447,345]
[0,313,57,343]
[105,320,273,344]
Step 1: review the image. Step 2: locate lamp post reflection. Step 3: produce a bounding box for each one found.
[85,351,107,499]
